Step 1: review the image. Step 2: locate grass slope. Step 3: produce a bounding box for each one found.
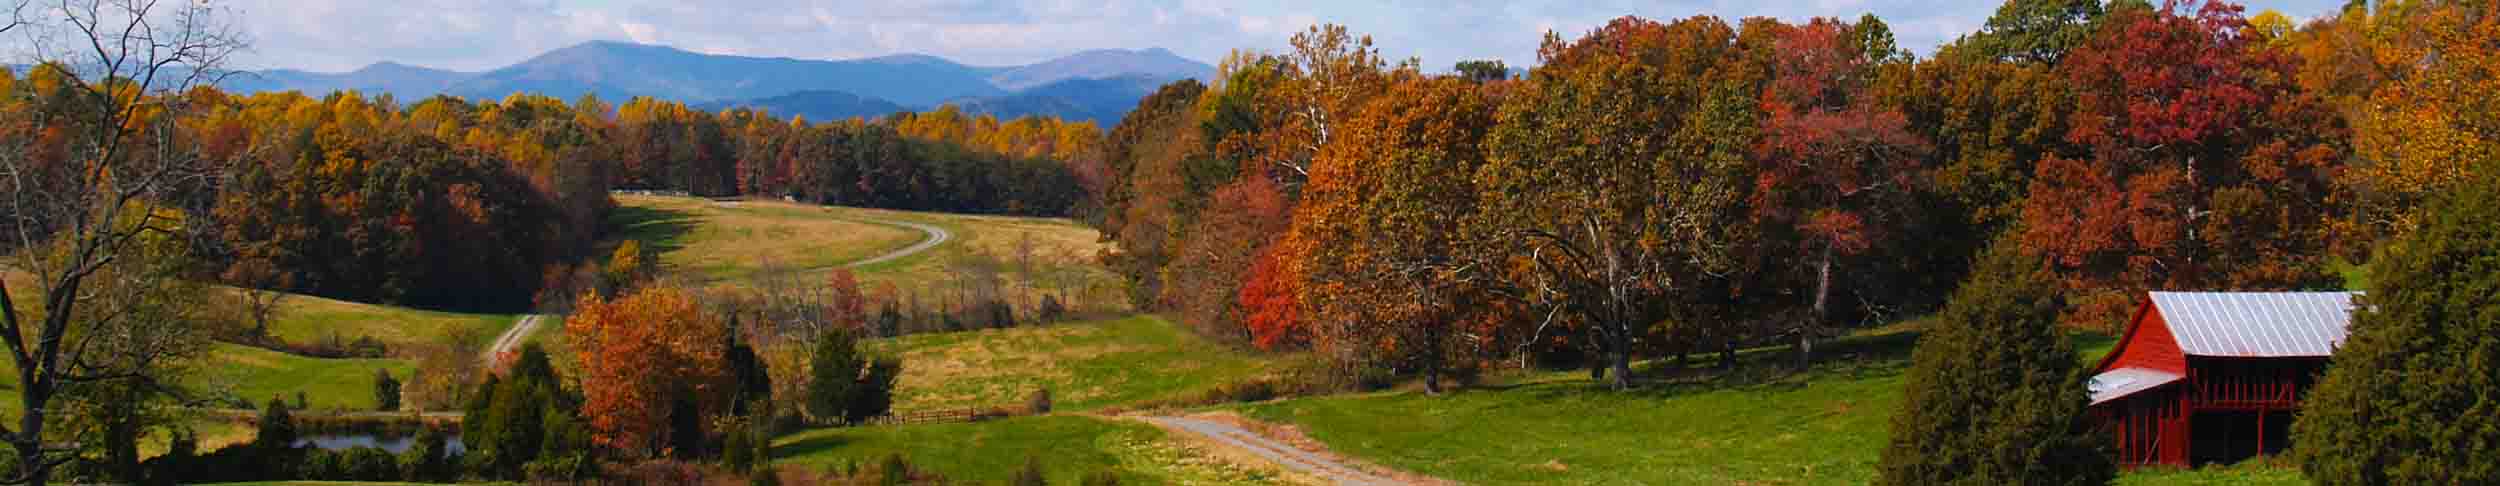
[773,415,1292,485]
[264,291,518,350]
[610,195,921,283]
[210,343,414,412]
[872,315,1280,412]
[1235,331,2304,485]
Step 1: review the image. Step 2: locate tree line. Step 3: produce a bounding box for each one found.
[1084,0,2493,393]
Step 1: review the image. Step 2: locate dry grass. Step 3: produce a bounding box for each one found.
[611,195,923,284]
[868,315,1279,412]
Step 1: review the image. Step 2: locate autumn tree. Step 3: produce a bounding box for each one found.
[2293,170,2500,485]
[1475,16,1760,389]
[0,2,244,484]
[2313,1,2500,246]
[565,285,732,458]
[1292,75,1496,393]
[1752,17,1934,367]
[2024,0,2346,328]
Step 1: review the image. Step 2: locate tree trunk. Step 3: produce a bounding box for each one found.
[1607,325,1634,390]
[1800,243,1833,371]
[1719,340,1738,371]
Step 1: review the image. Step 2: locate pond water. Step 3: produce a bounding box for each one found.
[292,434,467,455]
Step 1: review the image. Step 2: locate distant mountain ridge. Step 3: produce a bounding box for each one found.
[218,42,1215,125]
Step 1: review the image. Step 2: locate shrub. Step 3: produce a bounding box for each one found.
[878,453,912,486]
[338,446,399,481]
[849,356,903,422]
[1875,237,2111,486]
[1011,455,1048,486]
[1028,387,1054,414]
[374,368,402,412]
[2294,173,2500,485]
[397,429,451,482]
[1082,470,1122,486]
[1038,294,1068,323]
[301,449,345,480]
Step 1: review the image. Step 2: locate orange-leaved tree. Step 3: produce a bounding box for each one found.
[1291,74,1495,394]
[565,285,731,457]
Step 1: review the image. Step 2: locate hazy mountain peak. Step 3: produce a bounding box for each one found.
[986,47,1213,92]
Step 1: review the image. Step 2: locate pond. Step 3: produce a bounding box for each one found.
[293,433,467,455]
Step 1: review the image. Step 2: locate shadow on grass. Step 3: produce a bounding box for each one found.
[1481,328,1926,403]
[772,432,857,460]
[606,204,698,256]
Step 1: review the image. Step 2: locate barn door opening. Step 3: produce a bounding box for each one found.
[2189,410,2288,465]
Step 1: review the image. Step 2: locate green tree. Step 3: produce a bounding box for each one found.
[1961,0,2105,65]
[1877,237,2112,486]
[256,398,298,451]
[1453,59,1509,83]
[374,369,402,412]
[806,329,863,423]
[2293,172,2500,485]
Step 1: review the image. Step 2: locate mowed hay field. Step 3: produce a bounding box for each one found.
[773,415,1297,485]
[608,194,1128,315]
[609,194,923,283]
[1231,331,2306,486]
[870,315,1281,413]
[262,290,518,350]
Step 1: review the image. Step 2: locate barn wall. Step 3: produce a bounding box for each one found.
[2106,305,2188,375]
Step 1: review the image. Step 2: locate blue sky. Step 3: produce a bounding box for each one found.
[213,0,2352,73]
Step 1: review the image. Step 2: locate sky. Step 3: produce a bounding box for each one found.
[208,0,2352,73]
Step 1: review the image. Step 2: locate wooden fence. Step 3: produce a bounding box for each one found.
[877,407,1014,426]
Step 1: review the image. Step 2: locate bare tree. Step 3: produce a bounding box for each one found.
[0,1,246,484]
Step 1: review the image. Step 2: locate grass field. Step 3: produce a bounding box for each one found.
[610,195,923,283]
[1228,330,2304,485]
[772,415,1293,485]
[210,343,415,412]
[608,195,1128,315]
[262,291,519,351]
[870,315,1283,412]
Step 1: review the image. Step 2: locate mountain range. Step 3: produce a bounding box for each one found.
[216,41,1215,125]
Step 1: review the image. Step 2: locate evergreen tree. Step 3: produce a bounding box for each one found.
[2294,172,2500,485]
[1877,237,2112,486]
[256,397,297,450]
[807,329,863,423]
[374,369,402,412]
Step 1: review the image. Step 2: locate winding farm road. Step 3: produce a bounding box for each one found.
[483,314,546,366]
[1145,416,1407,486]
[845,218,952,268]
[479,216,947,366]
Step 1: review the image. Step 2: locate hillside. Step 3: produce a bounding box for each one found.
[694,90,909,121]
[984,47,1215,91]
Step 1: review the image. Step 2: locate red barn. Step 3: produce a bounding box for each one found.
[2087,291,2361,467]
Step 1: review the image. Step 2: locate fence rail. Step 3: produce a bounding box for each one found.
[878,407,1010,426]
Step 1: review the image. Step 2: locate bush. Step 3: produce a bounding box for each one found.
[849,356,903,422]
[1011,455,1048,486]
[1038,294,1068,323]
[301,449,345,480]
[1875,237,2111,486]
[338,446,399,481]
[2294,173,2500,485]
[1028,387,1054,414]
[374,368,402,412]
[1082,470,1122,486]
[397,428,452,482]
[878,453,912,486]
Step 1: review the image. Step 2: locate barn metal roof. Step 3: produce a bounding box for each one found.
[2089,367,2184,405]
[2148,291,2362,358]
